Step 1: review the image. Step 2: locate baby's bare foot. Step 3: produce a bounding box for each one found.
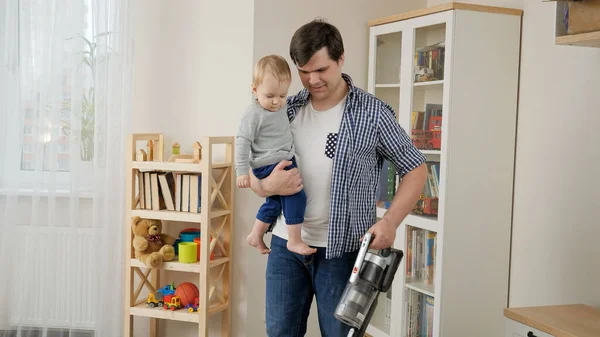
[246,232,271,254]
[287,240,317,255]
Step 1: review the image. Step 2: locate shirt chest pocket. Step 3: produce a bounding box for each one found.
[324,132,338,159]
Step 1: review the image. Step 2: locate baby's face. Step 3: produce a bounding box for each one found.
[254,74,290,112]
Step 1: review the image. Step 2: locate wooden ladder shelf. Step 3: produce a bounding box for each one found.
[124,133,234,337]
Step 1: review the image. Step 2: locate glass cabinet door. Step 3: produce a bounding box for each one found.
[367,27,404,337]
[369,29,402,215]
[399,17,449,337]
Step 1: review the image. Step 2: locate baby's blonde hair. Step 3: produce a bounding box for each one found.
[253,55,291,86]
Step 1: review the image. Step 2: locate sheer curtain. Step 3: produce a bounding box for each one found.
[0,1,134,336]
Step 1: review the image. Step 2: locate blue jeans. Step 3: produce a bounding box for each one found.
[252,157,306,225]
[266,235,358,337]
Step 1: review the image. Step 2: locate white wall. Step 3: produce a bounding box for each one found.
[428,0,600,309]
[509,0,600,308]
[131,0,254,336]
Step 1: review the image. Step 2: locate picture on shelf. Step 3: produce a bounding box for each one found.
[414,41,445,83]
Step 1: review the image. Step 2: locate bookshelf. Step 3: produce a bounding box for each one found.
[552,1,600,48]
[123,133,234,337]
[368,3,522,337]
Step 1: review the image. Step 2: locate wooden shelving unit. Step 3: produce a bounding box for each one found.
[123,133,234,337]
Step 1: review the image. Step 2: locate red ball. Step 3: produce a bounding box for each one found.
[175,282,199,307]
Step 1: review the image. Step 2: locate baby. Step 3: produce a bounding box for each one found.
[235,55,316,256]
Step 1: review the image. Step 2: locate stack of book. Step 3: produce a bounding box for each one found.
[137,171,202,213]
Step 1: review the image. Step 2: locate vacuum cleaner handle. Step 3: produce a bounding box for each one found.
[349,232,373,285]
[380,249,403,293]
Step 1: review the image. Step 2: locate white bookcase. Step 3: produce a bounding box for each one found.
[366,3,522,337]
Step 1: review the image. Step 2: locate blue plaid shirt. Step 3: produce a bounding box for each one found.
[284,73,426,259]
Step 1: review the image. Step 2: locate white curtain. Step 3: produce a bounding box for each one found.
[0,0,134,336]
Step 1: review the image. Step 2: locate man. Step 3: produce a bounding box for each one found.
[250,19,427,337]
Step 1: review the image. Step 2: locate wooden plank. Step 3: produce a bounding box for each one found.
[124,134,135,337]
[556,30,600,48]
[150,268,160,337]
[132,133,162,142]
[199,136,212,337]
[221,141,233,337]
[368,2,522,26]
[133,160,231,172]
[504,304,600,337]
[130,303,200,323]
[212,162,233,169]
[207,136,234,145]
[130,257,230,273]
[133,161,203,173]
[210,208,232,219]
[157,134,164,161]
[208,301,230,317]
[131,208,231,222]
[132,209,203,222]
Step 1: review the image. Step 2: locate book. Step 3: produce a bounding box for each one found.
[158,172,176,211]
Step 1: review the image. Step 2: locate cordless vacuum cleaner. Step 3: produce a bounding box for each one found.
[334,232,404,337]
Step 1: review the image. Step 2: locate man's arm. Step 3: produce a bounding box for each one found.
[368,163,427,249]
[249,160,304,198]
[367,104,428,250]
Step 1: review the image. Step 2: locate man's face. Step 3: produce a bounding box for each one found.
[296,47,344,102]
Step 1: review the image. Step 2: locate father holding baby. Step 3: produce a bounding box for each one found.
[249,19,427,337]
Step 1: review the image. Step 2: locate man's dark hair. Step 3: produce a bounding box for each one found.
[289,18,344,67]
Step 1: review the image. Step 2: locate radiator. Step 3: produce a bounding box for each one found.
[9,226,97,330]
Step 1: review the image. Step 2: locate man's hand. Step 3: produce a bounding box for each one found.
[237,175,250,188]
[249,160,303,197]
[364,217,397,250]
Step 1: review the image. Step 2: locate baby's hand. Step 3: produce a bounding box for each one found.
[237,175,251,188]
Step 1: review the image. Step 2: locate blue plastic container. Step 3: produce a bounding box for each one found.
[173,238,181,255]
[179,231,200,242]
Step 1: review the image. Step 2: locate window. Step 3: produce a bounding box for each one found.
[4,0,97,190]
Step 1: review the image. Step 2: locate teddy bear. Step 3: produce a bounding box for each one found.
[131,216,176,268]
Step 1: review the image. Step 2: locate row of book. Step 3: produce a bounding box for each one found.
[376,160,397,209]
[376,161,441,209]
[405,289,434,337]
[414,41,445,82]
[406,225,437,284]
[137,171,202,213]
[422,161,440,199]
[412,104,442,132]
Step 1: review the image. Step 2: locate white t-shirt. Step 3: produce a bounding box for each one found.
[271,95,346,247]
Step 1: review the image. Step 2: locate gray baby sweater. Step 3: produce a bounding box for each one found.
[235,100,295,177]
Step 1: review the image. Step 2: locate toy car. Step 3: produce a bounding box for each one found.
[186,297,200,313]
[163,294,182,311]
